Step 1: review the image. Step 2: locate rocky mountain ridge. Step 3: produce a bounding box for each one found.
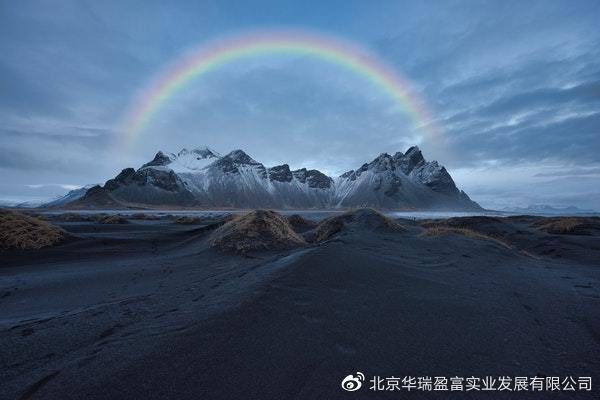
[70,146,481,210]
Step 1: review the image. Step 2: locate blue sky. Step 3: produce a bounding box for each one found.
[1,0,599,209]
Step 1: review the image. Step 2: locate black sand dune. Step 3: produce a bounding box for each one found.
[1,210,599,399]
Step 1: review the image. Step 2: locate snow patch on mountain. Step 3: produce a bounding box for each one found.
[141,147,221,173]
[42,184,98,207]
[74,146,482,210]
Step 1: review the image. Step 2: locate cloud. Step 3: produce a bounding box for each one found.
[1,1,600,208]
[534,167,600,178]
[26,183,82,190]
[453,162,600,210]
[473,80,600,118]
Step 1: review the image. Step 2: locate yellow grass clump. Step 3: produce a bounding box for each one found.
[58,213,91,222]
[420,226,512,249]
[95,215,129,224]
[286,214,317,232]
[532,217,600,235]
[129,213,161,220]
[315,208,404,242]
[173,216,202,224]
[0,209,65,251]
[209,210,305,253]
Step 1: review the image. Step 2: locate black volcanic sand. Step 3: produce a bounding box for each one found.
[1,213,599,399]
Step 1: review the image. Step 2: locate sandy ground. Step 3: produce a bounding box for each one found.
[1,215,599,399]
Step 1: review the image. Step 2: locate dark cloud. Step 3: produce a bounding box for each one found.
[534,167,600,178]
[475,80,600,117]
[1,0,599,208]
[446,112,600,167]
[0,62,74,118]
[0,151,64,171]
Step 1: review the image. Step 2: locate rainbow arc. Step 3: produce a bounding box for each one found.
[119,30,438,151]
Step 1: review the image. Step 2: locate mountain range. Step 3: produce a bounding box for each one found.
[67,146,481,210]
[502,204,598,216]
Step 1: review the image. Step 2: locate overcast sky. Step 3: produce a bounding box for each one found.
[1,0,599,209]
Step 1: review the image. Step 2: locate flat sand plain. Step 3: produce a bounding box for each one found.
[1,213,599,399]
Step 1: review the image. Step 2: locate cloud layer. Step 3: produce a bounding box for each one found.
[1,0,599,209]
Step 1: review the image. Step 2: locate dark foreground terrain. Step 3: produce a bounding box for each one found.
[1,212,599,399]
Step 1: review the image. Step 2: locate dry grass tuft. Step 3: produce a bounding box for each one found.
[420,226,512,249]
[173,216,202,224]
[286,214,317,232]
[531,217,600,235]
[58,213,92,222]
[314,217,345,242]
[129,213,161,220]
[95,215,129,224]
[315,208,404,242]
[0,209,65,251]
[209,210,305,253]
[420,216,504,232]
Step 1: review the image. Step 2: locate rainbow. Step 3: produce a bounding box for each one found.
[119,30,438,150]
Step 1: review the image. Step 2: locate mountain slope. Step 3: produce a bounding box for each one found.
[333,147,476,209]
[72,146,481,210]
[42,184,98,207]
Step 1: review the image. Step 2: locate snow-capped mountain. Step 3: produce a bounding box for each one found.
[42,184,98,207]
[503,204,598,216]
[141,147,221,172]
[0,199,47,208]
[71,146,481,210]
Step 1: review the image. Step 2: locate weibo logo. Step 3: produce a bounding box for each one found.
[341,372,365,391]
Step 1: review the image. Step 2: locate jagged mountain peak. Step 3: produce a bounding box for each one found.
[178,146,221,158]
[371,153,393,163]
[210,149,265,176]
[223,149,259,165]
[141,151,174,169]
[141,146,221,172]
[268,164,292,182]
[405,146,425,169]
[368,153,395,172]
[74,145,481,210]
[291,168,332,189]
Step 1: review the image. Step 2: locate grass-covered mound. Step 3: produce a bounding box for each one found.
[55,213,129,224]
[532,217,600,235]
[173,216,202,224]
[130,213,161,220]
[57,213,92,222]
[209,210,305,253]
[286,214,317,233]
[0,209,66,251]
[420,216,512,249]
[95,215,129,224]
[315,208,404,242]
[420,226,512,249]
[421,216,508,236]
